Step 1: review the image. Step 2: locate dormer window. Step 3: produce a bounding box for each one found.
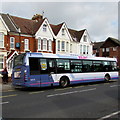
[43,24,47,32]
[83,35,87,42]
[62,28,65,35]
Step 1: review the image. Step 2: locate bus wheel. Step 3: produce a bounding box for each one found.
[60,77,69,88]
[104,74,110,82]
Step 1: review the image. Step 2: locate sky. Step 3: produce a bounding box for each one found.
[0,1,118,42]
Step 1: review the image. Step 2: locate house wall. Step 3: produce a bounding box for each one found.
[0,16,7,75]
[5,34,36,53]
[35,19,54,53]
[79,30,93,56]
[56,24,72,54]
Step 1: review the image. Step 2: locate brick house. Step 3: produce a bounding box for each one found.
[93,37,120,68]
[0,13,55,75]
[0,13,93,76]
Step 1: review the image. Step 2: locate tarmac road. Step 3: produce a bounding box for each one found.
[1,79,120,119]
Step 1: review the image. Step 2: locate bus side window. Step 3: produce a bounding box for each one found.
[70,60,82,73]
[111,61,117,71]
[40,59,48,74]
[56,59,70,73]
[82,60,92,72]
[48,59,56,73]
[93,61,103,72]
[103,61,111,72]
[29,58,40,75]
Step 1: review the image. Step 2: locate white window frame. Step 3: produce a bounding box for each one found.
[43,38,47,51]
[62,28,65,36]
[24,39,29,51]
[102,48,105,52]
[38,38,41,51]
[58,41,60,51]
[10,37,15,49]
[87,46,89,54]
[80,45,82,54]
[61,41,65,51]
[0,55,4,69]
[113,47,117,51]
[83,45,86,54]
[70,44,72,53]
[66,42,69,52]
[0,33,4,48]
[48,40,52,51]
[106,48,109,52]
[43,24,47,32]
[83,35,87,42]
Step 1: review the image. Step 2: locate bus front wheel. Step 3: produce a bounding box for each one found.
[60,77,69,88]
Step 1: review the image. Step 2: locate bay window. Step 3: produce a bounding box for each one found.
[61,41,65,51]
[47,40,52,51]
[43,38,47,51]
[58,41,60,51]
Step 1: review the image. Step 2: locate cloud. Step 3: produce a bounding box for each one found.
[1,2,118,42]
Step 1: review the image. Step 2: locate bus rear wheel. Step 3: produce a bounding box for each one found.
[60,77,69,88]
[104,74,110,82]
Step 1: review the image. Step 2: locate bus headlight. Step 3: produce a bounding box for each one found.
[14,71,21,78]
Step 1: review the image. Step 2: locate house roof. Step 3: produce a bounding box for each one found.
[93,41,104,50]
[1,13,18,32]
[107,37,120,46]
[68,28,85,42]
[93,37,120,50]
[50,23,64,36]
[1,13,45,35]
[1,13,88,41]
[100,37,120,48]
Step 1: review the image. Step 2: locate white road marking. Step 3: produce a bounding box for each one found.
[97,111,120,120]
[47,88,96,97]
[110,85,120,87]
[0,101,9,105]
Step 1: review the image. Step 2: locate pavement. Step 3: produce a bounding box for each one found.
[0,77,13,91]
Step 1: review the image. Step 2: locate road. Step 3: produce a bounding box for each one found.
[1,79,120,119]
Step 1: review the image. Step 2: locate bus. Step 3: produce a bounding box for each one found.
[12,52,119,88]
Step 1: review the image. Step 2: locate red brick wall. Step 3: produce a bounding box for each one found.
[4,34,36,53]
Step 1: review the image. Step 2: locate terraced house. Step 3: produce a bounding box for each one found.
[0,13,93,75]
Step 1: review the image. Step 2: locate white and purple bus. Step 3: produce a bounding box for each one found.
[12,52,119,88]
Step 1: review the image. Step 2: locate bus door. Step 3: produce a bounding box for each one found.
[29,58,41,87]
[40,59,57,87]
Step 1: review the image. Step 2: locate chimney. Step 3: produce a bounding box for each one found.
[32,14,43,21]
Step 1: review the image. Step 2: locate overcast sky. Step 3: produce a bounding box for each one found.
[0,1,118,42]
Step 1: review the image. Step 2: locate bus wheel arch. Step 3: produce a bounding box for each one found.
[59,76,70,88]
[104,74,111,82]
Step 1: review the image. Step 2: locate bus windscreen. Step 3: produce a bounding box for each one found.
[14,54,25,67]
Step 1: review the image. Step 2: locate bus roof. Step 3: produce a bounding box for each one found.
[25,52,117,62]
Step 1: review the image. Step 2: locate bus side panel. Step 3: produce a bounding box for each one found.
[40,74,53,87]
[69,72,105,84]
[108,71,119,80]
[55,72,105,85]
[29,75,41,87]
